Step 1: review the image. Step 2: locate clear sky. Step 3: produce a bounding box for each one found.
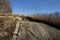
[11,0,60,15]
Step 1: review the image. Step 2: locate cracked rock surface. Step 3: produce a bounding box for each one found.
[0,14,60,40]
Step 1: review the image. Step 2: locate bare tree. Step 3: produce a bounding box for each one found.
[0,0,12,13]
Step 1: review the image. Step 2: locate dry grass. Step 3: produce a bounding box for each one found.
[0,16,16,40]
[31,16,60,29]
[23,16,60,30]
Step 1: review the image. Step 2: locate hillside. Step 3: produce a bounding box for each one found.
[22,16,60,29]
[0,13,60,40]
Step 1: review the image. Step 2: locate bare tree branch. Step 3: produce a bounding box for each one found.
[0,0,12,13]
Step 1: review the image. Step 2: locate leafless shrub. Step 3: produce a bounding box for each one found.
[0,0,12,13]
[31,12,60,29]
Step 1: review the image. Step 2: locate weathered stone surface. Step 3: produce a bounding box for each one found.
[15,21,60,40]
[0,14,60,40]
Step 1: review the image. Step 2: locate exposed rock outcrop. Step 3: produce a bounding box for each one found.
[0,13,60,40]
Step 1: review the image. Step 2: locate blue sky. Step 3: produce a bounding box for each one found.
[11,0,60,15]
